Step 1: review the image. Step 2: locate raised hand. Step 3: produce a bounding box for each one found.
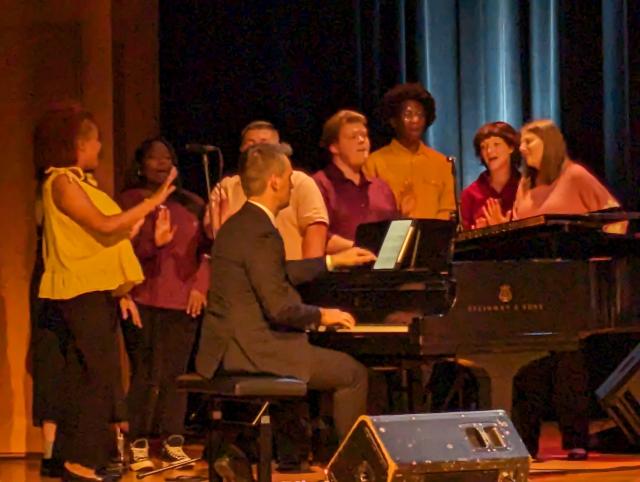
[154,206,177,247]
[203,185,230,238]
[148,166,178,206]
[319,308,356,330]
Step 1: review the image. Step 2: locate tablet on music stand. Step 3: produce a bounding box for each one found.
[372,219,416,270]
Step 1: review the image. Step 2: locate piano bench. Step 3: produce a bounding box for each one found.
[177,373,307,482]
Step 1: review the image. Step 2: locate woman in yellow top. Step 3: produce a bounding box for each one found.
[34,104,176,482]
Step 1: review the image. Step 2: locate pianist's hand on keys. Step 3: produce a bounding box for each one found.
[329,247,376,268]
[319,308,356,330]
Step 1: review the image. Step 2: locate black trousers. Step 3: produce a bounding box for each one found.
[52,292,122,469]
[269,345,368,464]
[29,243,65,426]
[511,350,589,457]
[31,298,66,426]
[122,304,198,439]
[222,343,368,465]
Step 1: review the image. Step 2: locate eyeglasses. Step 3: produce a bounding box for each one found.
[402,110,426,121]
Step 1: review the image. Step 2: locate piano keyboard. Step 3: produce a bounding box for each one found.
[316,324,409,334]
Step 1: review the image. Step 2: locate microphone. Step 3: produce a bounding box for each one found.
[185,143,219,154]
[446,156,463,232]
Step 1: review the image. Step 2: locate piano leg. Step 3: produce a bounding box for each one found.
[461,351,549,413]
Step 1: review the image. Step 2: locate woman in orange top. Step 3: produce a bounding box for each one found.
[34,103,175,481]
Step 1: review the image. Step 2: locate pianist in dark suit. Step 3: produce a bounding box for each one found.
[196,142,375,441]
[486,119,622,460]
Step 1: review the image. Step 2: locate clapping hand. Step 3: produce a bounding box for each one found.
[154,206,177,247]
[481,198,511,225]
[399,180,417,217]
[473,216,489,229]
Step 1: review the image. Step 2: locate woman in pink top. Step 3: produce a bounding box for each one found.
[494,120,621,460]
[485,119,619,223]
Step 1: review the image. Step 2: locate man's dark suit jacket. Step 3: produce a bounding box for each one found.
[196,202,327,382]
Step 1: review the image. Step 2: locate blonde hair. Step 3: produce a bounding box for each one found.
[320,110,367,148]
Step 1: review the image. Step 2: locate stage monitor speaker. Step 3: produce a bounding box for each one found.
[326,410,530,482]
[596,342,640,444]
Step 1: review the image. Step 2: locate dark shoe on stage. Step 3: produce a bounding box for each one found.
[62,467,121,481]
[214,444,255,482]
[276,460,310,473]
[40,457,64,478]
[567,448,588,460]
[97,460,126,479]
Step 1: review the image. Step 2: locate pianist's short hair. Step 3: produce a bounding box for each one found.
[320,110,367,148]
[380,82,436,129]
[239,142,293,197]
[521,119,566,188]
[473,121,521,171]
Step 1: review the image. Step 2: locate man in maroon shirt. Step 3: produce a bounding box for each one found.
[313,110,398,252]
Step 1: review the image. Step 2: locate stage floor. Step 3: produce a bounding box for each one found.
[2,424,639,482]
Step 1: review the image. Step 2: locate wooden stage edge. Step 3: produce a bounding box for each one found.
[1,424,640,482]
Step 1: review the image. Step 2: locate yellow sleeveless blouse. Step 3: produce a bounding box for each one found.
[39,167,144,299]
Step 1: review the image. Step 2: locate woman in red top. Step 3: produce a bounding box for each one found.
[460,121,521,229]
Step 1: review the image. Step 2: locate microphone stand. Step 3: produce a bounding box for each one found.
[447,156,464,233]
[201,148,225,239]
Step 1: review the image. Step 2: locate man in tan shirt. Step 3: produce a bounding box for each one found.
[206,121,329,259]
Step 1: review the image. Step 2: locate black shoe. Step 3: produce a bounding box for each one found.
[62,467,120,481]
[567,448,588,461]
[311,416,339,464]
[213,444,254,482]
[97,461,126,478]
[276,460,310,473]
[40,457,64,478]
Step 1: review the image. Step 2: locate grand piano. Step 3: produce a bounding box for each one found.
[303,213,640,411]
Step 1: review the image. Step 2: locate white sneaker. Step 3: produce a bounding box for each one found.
[161,434,195,469]
[129,438,155,472]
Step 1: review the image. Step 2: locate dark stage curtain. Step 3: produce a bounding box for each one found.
[159,0,639,209]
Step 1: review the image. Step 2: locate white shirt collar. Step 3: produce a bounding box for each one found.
[248,200,276,226]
